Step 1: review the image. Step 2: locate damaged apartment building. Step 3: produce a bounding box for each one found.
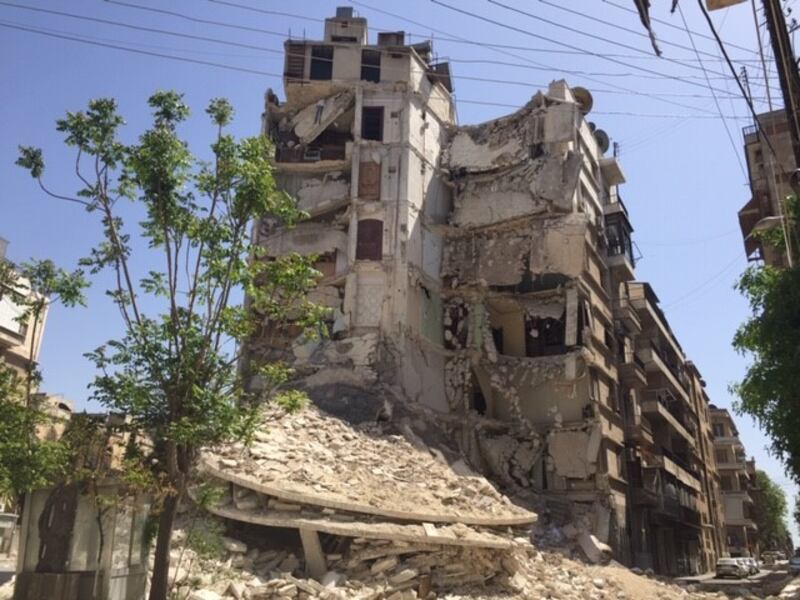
[229,6,727,579]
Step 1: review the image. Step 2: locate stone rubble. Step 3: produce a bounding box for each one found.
[201,404,534,526]
[164,524,739,600]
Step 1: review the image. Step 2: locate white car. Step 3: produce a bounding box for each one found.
[741,557,759,574]
[716,558,748,579]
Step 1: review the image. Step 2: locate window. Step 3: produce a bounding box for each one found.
[715,450,728,464]
[525,313,566,357]
[712,423,725,437]
[310,45,333,80]
[361,49,381,83]
[720,475,733,491]
[355,219,383,260]
[361,107,384,141]
[284,43,306,79]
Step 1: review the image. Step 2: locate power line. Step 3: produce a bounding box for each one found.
[0,2,764,107]
[495,0,740,65]
[678,3,747,178]
[600,0,762,57]
[456,98,748,119]
[431,0,760,102]
[350,0,734,114]
[662,252,746,309]
[694,0,787,174]
[0,20,729,122]
[0,1,283,55]
[0,20,285,77]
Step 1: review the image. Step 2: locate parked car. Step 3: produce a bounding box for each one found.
[716,558,749,579]
[789,555,800,575]
[741,557,759,574]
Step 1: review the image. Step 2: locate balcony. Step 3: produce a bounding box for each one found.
[716,456,748,471]
[641,391,696,448]
[612,297,642,333]
[605,211,636,281]
[636,343,691,405]
[713,434,744,450]
[599,156,626,186]
[619,351,648,387]
[625,415,654,445]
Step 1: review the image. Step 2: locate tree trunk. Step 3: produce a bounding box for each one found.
[148,492,179,600]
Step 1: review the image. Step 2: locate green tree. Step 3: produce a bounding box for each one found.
[0,259,87,505]
[752,470,790,551]
[733,195,800,483]
[17,92,325,600]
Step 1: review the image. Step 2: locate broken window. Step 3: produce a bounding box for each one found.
[361,106,384,141]
[310,45,334,80]
[491,328,504,355]
[470,374,488,416]
[524,312,566,357]
[313,251,337,279]
[443,302,468,350]
[608,380,620,414]
[361,49,381,83]
[529,143,544,159]
[605,213,635,266]
[284,43,306,79]
[355,219,383,260]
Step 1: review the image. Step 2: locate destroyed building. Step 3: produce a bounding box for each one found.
[202,6,732,585]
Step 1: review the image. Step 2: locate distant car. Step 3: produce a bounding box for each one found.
[716,558,748,579]
[789,555,800,574]
[742,557,760,574]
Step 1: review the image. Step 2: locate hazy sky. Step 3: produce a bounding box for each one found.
[1,0,797,543]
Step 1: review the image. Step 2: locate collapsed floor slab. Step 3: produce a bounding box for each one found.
[201,404,536,528]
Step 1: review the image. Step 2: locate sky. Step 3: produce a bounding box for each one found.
[1,0,797,542]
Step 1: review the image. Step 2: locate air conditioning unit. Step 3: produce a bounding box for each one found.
[303,148,321,162]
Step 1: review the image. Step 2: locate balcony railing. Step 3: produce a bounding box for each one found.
[642,389,697,438]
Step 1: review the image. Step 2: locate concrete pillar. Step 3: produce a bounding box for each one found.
[299,527,327,579]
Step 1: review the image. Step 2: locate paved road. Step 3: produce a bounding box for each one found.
[678,564,793,596]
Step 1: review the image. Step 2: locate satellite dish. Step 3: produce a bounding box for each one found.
[594,129,610,154]
[587,121,597,133]
[572,86,593,114]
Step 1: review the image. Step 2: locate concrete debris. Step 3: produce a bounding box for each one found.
[160,522,730,600]
[577,532,613,565]
[202,404,534,526]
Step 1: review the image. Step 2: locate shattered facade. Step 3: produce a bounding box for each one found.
[202,6,732,586]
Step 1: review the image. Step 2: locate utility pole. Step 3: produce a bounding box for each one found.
[762,0,800,169]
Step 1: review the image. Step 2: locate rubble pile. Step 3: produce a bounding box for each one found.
[201,404,534,526]
[164,525,735,600]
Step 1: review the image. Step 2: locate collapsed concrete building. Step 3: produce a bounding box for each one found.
[202,6,731,585]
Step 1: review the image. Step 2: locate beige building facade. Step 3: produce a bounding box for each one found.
[0,237,48,379]
[710,406,759,558]
[738,109,796,267]
[243,7,729,577]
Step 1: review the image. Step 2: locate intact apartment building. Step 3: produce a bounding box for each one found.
[738,109,796,267]
[251,7,726,576]
[710,406,760,557]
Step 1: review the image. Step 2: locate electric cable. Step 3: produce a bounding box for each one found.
[678,3,747,178]
[431,0,760,101]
